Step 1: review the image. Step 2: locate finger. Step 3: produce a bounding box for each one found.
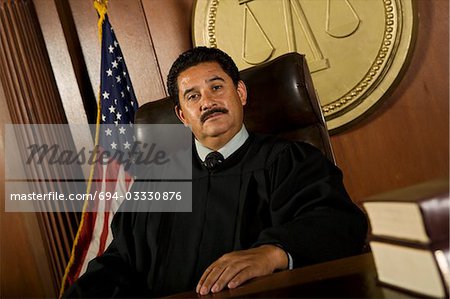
[210,263,247,293]
[197,261,223,293]
[227,266,256,289]
[198,264,227,295]
[196,266,213,293]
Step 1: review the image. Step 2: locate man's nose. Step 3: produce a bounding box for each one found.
[200,90,217,111]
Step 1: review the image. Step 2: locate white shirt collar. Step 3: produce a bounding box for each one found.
[195,125,249,162]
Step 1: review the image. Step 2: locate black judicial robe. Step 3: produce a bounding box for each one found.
[64,134,367,298]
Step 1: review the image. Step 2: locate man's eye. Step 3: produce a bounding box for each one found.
[187,94,199,101]
[212,85,222,91]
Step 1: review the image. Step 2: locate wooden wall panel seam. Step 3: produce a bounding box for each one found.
[138,0,167,98]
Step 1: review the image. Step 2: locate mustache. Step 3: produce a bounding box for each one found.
[200,107,229,123]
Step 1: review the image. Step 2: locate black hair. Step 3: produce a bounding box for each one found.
[167,47,240,107]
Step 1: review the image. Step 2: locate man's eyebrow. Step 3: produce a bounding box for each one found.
[206,76,225,83]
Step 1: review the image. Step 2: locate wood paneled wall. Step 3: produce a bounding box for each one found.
[0,82,56,299]
[0,0,448,297]
[0,0,83,297]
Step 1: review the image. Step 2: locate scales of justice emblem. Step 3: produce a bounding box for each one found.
[193,0,416,133]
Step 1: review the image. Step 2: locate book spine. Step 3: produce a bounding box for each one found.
[420,195,450,242]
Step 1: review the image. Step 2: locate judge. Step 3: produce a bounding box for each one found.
[64,47,367,298]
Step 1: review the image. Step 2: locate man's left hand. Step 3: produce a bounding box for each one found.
[196,244,288,295]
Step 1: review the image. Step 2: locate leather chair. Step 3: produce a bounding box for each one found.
[135,52,335,162]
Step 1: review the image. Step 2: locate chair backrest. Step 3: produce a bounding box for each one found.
[135,52,334,162]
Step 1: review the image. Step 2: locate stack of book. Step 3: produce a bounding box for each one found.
[362,179,449,298]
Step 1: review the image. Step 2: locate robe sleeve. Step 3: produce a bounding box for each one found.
[62,210,150,298]
[253,142,368,268]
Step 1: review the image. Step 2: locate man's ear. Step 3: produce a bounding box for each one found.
[237,80,247,106]
[174,105,187,125]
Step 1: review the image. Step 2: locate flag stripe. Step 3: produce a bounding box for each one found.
[72,210,97,281]
[97,212,111,255]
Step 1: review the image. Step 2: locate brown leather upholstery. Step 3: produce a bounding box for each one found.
[135,52,334,162]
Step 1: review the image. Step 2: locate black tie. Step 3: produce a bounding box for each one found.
[204,151,224,169]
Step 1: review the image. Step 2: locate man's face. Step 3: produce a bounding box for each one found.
[175,62,247,149]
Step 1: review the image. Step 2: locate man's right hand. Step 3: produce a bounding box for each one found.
[196,244,288,295]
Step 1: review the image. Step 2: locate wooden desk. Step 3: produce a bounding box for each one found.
[166,253,418,298]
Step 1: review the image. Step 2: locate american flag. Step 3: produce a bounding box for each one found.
[61,13,138,293]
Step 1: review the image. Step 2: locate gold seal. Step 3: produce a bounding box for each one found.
[193,0,417,133]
